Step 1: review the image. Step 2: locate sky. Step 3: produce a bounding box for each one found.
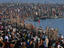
[0,0,64,4]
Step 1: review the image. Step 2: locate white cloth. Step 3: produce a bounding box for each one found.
[5,36,9,40]
[13,28,16,32]
[57,45,61,48]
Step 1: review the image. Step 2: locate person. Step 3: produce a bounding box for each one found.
[4,39,10,48]
[45,36,49,48]
[57,43,61,48]
[26,39,30,48]
[0,38,5,48]
[48,38,52,48]
[22,41,26,48]
[38,38,44,48]
[61,39,64,48]
[14,40,21,48]
[29,39,34,48]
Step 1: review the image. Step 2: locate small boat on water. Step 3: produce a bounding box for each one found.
[55,16,58,19]
[40,16,49,19]
[49,16,58,19]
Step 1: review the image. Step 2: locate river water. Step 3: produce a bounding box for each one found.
[25,18,64,35]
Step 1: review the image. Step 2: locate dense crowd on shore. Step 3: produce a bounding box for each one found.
[0,22,64,48]
[0,3,64,20]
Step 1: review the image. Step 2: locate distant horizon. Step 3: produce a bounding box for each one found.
[0,0,64,4]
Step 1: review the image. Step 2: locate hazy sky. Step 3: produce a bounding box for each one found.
[0,0,64,4]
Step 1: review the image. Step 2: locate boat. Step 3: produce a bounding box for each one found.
[40,16,48,19]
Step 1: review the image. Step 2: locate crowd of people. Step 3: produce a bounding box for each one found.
[0,3,64,20]
[0,22,64,48]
